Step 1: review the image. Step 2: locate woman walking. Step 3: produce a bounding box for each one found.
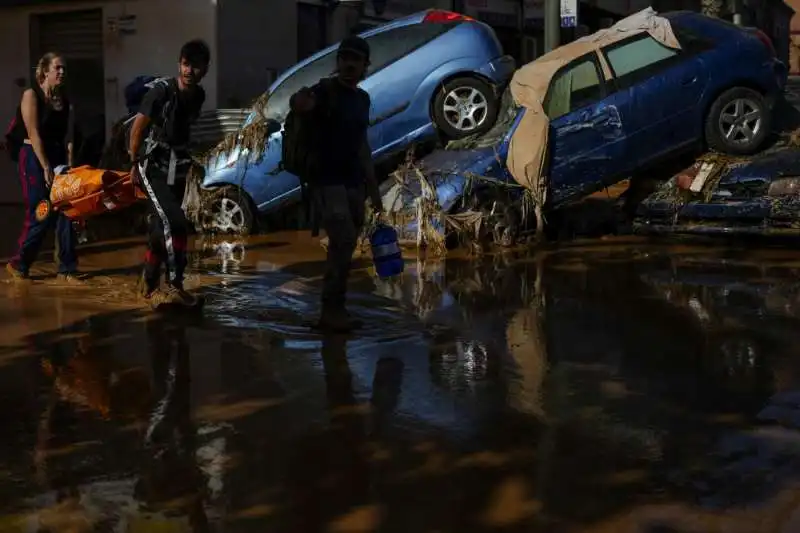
[5,52,81,283]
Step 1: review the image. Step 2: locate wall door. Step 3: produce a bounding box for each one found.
[30,8,106,162]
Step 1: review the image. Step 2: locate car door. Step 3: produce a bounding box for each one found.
[545,52,630,206]
[359,22,459,155]
[599,30,711,169]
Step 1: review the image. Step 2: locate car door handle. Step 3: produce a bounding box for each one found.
[681,75,697,86]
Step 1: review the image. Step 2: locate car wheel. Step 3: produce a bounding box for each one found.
[202,186,256,235]
[705,87,770,155]
[433,77,498,139]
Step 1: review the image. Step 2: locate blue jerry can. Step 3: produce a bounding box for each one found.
[370,224,404,279]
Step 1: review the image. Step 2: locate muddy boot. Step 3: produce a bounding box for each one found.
[146,286,200,311]
[54,272,87,285]
[316,306,362,333]
[5,263,28,282]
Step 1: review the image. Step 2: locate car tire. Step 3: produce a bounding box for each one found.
[705,87,771,156]
[201,186,256,236]
[433,77,498,140]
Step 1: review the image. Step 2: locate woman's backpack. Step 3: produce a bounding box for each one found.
[4,113,24,163]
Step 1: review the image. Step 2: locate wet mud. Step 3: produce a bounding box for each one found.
[3,231,800,531]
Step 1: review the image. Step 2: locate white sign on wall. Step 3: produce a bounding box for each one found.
[560,0,577,27]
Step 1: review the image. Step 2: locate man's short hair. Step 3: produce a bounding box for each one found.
[180,39,211,67]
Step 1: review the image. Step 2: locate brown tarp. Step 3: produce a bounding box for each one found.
[506,7,682,201]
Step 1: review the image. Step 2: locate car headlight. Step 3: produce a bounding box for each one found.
[767,177,800,196]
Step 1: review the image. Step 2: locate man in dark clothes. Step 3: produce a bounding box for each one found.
[290,36,383,332]
[128,40,209,310]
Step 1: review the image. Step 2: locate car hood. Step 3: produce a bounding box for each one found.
[638,148,800,215]
[721,148,800,184]
[382,146,505,214]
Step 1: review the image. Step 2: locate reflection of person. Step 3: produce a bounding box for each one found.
[132,316,210,532]
[32,317,152,532]
[290,36,383,332]
[128,40,209,310]
[288,333,403,530]
[6,52,81,283]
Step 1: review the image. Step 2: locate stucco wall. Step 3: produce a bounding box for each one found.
[217,0,297,107]
[0,0,217,204]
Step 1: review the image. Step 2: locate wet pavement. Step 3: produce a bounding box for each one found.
[4,233,800,531]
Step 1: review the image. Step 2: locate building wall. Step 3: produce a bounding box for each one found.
[0,0,217,203]
[787,0,800,72]
[217,0,298,108]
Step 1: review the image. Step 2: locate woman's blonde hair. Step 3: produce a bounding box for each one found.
[35,52,63,85]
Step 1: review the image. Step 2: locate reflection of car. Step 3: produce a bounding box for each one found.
[381,11,787,243]
[201,9,515,234]
[635,148,800,236]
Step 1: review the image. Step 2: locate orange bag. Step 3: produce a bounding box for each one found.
[36,165,147,222]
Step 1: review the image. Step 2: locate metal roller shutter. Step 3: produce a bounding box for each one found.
[34,9,103,59]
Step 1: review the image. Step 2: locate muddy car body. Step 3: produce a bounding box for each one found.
[382,11,787,242]
[635,148,800,236]
[201,9,515,234]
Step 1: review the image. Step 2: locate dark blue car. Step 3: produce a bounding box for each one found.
[635,147,800,237]
[382,11,787,243]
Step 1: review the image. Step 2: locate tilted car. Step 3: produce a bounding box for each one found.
[200,9,515,234]
[380,10,788,244]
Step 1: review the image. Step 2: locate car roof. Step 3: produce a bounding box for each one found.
[267,9,436,94]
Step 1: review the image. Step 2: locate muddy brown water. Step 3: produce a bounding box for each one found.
[4,229,800,532]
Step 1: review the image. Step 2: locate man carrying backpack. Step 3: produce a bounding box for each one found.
[288,35,383,332]
[128,40,209,310]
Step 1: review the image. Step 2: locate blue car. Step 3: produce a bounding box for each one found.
[380,11,788,245]
[635,147,800,237]
[201,9,515,234]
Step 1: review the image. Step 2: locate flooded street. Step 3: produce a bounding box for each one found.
[4,232,800,531]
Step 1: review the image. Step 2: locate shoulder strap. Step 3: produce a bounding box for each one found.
[317,78,338,118]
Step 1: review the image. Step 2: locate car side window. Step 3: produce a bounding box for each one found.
[364,23,457,76]
[604,34,680,89]
[265,50,338,121]
[544,55,604,120]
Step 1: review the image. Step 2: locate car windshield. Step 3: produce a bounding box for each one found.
[262,52,338,122]
[445,86,519,151]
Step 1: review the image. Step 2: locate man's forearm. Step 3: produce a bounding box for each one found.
[360,142,381,208]
[128,114,150,162]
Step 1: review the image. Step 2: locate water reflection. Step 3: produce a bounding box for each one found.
[24,312,215,531]
[288,333,404,532]
[15,240,800,530]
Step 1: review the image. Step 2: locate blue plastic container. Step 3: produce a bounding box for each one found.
[370,224,404,279]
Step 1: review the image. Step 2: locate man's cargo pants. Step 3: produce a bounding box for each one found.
[313,183,366,310]
[137,159,191,292]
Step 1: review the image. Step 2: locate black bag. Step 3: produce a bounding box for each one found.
[125,77,179,163]
[4,112,24,163]
[281,78,337,185]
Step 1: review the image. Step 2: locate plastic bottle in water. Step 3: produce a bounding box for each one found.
[370,224,404,279]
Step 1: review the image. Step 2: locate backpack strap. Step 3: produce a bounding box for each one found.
[316,78,339,119]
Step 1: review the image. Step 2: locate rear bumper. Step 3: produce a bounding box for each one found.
[633,220,800,238]
[478,54,516,89]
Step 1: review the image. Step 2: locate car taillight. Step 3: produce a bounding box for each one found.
[423,9,474,23]
[753,29,776,58]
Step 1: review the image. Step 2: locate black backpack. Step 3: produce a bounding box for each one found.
[281,79,337,184]
[4,113,23,163]
[125,77,179,162]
